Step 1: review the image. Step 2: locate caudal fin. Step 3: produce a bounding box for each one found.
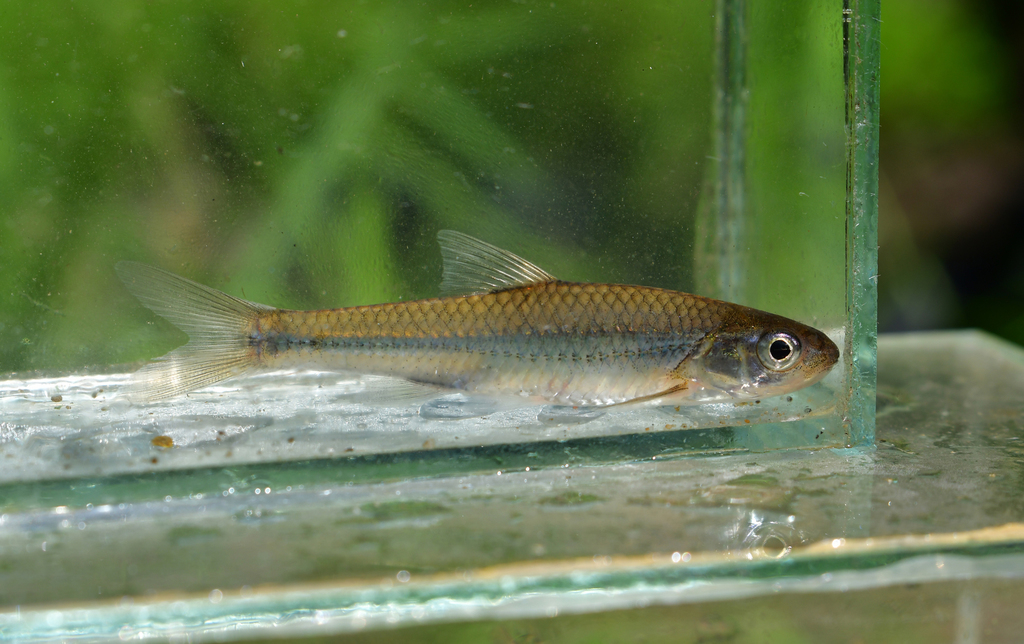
[115,262,273,402]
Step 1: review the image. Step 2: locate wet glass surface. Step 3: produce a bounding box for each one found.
[0,365,843,485]
[0,1,884,639]
[260,575,1024,644]
[0,331,1021,640]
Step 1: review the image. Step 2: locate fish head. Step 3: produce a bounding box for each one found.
[679,305,840,401]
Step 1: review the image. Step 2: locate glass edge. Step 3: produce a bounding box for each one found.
[844,0,880,447]
[694,0,748,302]
[5,542,1023,642]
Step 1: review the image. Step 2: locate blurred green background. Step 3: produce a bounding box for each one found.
[2,0,1019,377]
[0,0,847,376]
[0,0,719,373]
[879,0,1024,346]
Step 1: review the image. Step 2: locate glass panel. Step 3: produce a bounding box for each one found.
[0,0,868,481]
[0,0,882,638]
[1,329,1018,640]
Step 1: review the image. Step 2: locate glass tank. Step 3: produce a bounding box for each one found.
[0,0,873,473]
[0,0,880,639]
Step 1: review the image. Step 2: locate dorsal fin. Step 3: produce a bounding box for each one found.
[437,230,556,297]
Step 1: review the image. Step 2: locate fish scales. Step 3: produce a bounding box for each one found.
[265,283,717,339]
[116,231,838,405]
[255,283,717,405]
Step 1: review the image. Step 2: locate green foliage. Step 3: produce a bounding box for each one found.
[0,0,874,373]
[883,0,1012,132]
[0,0,714,372]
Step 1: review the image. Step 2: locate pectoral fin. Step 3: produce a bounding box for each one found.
[609,382,691,408]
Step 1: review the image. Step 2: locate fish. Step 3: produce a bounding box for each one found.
[116,231,839,406]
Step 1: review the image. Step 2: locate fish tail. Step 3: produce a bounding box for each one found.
[115,261,273,402]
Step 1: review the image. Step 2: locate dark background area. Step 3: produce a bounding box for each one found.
[880,0,1024,346]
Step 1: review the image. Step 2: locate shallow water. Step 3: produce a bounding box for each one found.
[0,356,843,485]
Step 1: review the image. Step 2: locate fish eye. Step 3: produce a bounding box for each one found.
[757,332,801,371]
[769,339,791,361]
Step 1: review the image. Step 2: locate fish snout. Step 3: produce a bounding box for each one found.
[802,328,840,374]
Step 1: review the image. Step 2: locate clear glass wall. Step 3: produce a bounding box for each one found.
[0,1,880,636]
[0,0,873,467]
